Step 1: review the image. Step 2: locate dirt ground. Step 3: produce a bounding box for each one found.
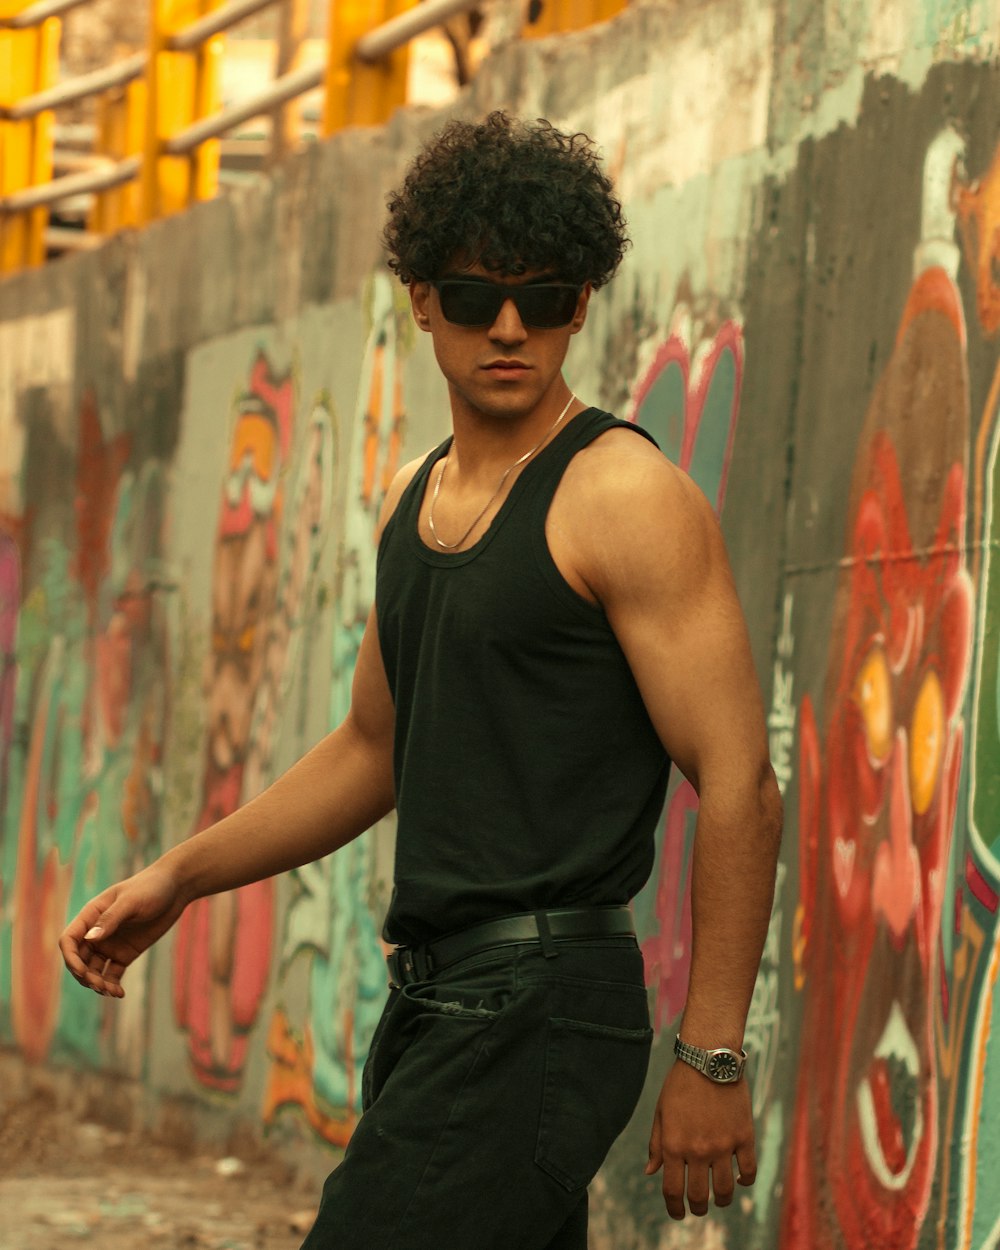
[0,1078,323,1250]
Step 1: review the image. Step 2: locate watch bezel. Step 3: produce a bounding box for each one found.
[705,1048,743,1082]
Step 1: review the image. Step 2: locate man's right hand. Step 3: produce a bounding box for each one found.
[59,860,190,998]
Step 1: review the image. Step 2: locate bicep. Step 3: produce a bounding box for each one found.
[340,456,426,747]
[600,476,769,793]
[344,605,396,750]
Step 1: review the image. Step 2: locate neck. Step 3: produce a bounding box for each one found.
[447,383,580,479]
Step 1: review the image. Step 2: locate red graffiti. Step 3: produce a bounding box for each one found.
[627,319,742,513]
[74,390,131,622]
[781,268,973,1250]
[172,351,293,1092]
[640,781,697,1031]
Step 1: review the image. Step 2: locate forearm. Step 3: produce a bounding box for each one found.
[680,764,783,1048]
[162,717,395,903]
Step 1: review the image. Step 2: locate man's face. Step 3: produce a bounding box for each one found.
[408,262,591,421]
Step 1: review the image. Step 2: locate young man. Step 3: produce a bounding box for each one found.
[60,112,782,1248]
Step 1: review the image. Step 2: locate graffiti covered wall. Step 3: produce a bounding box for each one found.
[1,1,999,1246]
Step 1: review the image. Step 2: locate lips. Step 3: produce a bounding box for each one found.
[856,1000,924,1190]
[483,361,530,375]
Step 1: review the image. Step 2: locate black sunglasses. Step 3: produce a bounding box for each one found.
[431,279,582,328]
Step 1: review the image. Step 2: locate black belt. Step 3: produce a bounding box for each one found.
[385,905,635,987]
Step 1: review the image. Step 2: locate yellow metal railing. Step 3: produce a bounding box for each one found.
[523,0,625,38]
[0,0,629,275]
[326,0,411,133]
[141,0,228,222]
[0,0,61,269]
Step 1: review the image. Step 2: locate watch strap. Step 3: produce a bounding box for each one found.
[673,1035,748,1083]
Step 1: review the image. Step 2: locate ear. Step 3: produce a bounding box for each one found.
[569,283,593,335]
[409,281,432,331]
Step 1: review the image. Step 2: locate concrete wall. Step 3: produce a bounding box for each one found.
[2,1,1000,1246]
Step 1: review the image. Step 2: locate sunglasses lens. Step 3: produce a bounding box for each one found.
[514,286,580,328]
[435,282,580,328]
[437,283,501,326]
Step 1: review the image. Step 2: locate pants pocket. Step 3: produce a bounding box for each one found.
[361,988,399,1110]
[534,1017,653,1193]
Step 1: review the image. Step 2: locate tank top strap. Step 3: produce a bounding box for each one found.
[385,436,451,536]
[518,407,660,522]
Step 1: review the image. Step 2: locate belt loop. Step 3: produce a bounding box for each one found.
[535,910,559,959]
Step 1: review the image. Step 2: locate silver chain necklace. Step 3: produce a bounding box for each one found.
[428,393,577,551]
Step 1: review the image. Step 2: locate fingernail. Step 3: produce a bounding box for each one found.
[84,927,103,941]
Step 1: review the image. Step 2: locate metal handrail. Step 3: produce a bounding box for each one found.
[1,0,621,257]
[166,0,279,52]
[0,51,146,121]
[0,155,141,213]
[44,224,107,248]
[0,0,89,29]
[163,60,323,155]
[356,0,480,62]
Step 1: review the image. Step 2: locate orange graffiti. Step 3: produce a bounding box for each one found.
[262,1008,357,1148]
[955,142,1000,337]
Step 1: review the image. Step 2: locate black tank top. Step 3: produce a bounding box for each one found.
[375,407,671,944]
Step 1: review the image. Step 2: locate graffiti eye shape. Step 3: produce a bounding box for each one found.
[853,647,893,763]
[910,669,944,815]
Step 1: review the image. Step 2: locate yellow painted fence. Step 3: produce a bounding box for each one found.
[0,0,628,275]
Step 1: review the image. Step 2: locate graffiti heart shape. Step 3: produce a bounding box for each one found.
[873,841,922,941]
[627,321,743,515]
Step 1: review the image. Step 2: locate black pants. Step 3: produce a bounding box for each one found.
[300,936,653,1249]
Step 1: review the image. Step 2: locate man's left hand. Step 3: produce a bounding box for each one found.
[645,1060,757,1219]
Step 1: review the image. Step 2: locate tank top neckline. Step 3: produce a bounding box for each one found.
[408,406,599,567]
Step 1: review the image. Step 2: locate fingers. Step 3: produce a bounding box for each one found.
[711,1155,735,1208]
[684,1162,710,1217]
[644,1118,663,1176]
[736,1141,757,1187]
[68,942,124,997]
[661,1157,687,1221]
[656,1154,742,1218]
[59,900,127,998]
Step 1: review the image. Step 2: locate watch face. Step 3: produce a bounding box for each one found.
[707,1051,740,1082]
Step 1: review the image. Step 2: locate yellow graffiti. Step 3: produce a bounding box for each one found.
[854,646,893,763]
[910,670,944,816]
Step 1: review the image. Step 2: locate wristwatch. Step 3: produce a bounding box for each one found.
[674,1035,747,1084]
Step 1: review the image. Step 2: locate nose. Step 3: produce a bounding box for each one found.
[488,297,528,344]
[871,730,920,944]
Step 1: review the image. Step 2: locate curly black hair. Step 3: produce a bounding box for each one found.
[382,111,629,289]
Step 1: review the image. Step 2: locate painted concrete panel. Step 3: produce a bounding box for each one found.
[1,2,999,1247]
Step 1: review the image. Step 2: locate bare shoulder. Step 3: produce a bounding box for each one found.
[376,452,431,538]
[557,426,722,587]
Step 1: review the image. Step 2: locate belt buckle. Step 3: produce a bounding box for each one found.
[386,948,407,988]
[387,945,429,987]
